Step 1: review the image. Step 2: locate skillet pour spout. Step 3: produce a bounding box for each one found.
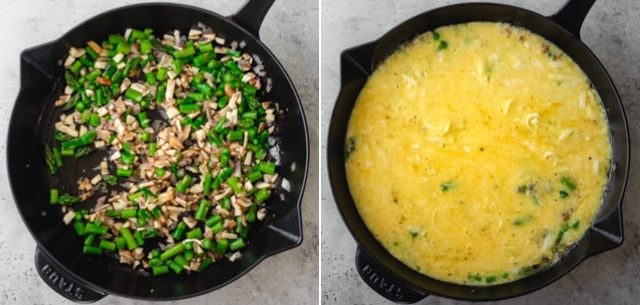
[328,0,629,302]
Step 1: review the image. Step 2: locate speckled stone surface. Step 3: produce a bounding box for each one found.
[321,0,640,304]
[0,0,318,304]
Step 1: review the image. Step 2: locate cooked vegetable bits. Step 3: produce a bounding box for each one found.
[47,23,280,275]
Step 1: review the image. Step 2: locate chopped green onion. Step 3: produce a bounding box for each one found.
[124,88,143,102]
[202,239,214,250]
[154,167,166,178]
[114,236,126,250]
[152,265,169,276]
[59,194,80,205]
[117,167,133,177]
[172,222,187,241]
[176,175,192,193]
[205,214,223,227]
[255,188,271,203]
[248,171,262,182]
[194,199,210,221]
[115,41,130,54]
[103,174,117,186]
[89,113,101,127]
[198,42,213,52]
[83,245,102,255]
[156,67,168,81]
[134,230,144,246]
[160,243,185,261]
[216,238,229,253]
[174,46,196,59]
[137,111,150,128]
[122,208,138,218]
[49,188,59,204]
[258,161,276,175]
[140,132,150,142]
[120,227,138,250]
[85,222,108,235]
[211,222,224,234]
[560,177,577,191]
[228,130,244,142]
[149,142,158,156]
[185,228,202,239]
[203,173,213,195]
[226,176,243,194]
[139,39,153,54]
[99,239,116,251]
[178,103,200,114]
[168,260,183,274]
[74,222,86,236]
[229,238,246,251]
[437,40,448,50]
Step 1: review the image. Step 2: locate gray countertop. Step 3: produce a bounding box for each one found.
[321,0,640,304]
[0,0,318,304]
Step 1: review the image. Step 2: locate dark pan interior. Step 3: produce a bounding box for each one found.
[329,2,629,301]
[9,3,308,300]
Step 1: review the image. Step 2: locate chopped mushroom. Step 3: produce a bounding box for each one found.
[183,216,198,229]
[63,210,76,225]
[90,174,102,185]
[64,55,75,68]
[188,29,202,40]
[54,95,70,107]
[69,47,86,58]
[257,208,267,221]
[221,232,238,240]
[228,252,242,262]
[87,41,103,53]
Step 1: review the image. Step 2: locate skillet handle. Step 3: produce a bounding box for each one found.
[587,205,624,257]
[34,247,106,303]
[551,0,596,39]
[355,247,428,304]
[340,41,377,86]
[232,0,275,39]
[263,205,303,255]
[20,41,58,86]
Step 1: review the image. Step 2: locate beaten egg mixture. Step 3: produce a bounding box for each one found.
[345,22,611,285]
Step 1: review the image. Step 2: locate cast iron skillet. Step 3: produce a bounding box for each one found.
[9,0,308,302]
[328,0,629,302]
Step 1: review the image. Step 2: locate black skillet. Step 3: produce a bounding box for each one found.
[328,0,629,302]
[9,0,309,302]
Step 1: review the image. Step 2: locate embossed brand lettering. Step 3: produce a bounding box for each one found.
[40,264,85,300]
[48,271,60,283]
[362,264,405,301]
[59,277,74,293]
[41,264,52,276]
[74,287,85,300]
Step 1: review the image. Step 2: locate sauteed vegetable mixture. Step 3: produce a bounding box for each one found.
[45,23,284,275]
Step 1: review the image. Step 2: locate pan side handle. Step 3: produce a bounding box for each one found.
[551,0,596,39]
[340,41,376,86]
[231,0,276,39]
[35,247,106,303]
[20,41,57,89]
[587,205,624,257]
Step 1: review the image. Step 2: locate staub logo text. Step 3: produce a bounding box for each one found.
[40,264,85,300]
[361,264,405,301]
